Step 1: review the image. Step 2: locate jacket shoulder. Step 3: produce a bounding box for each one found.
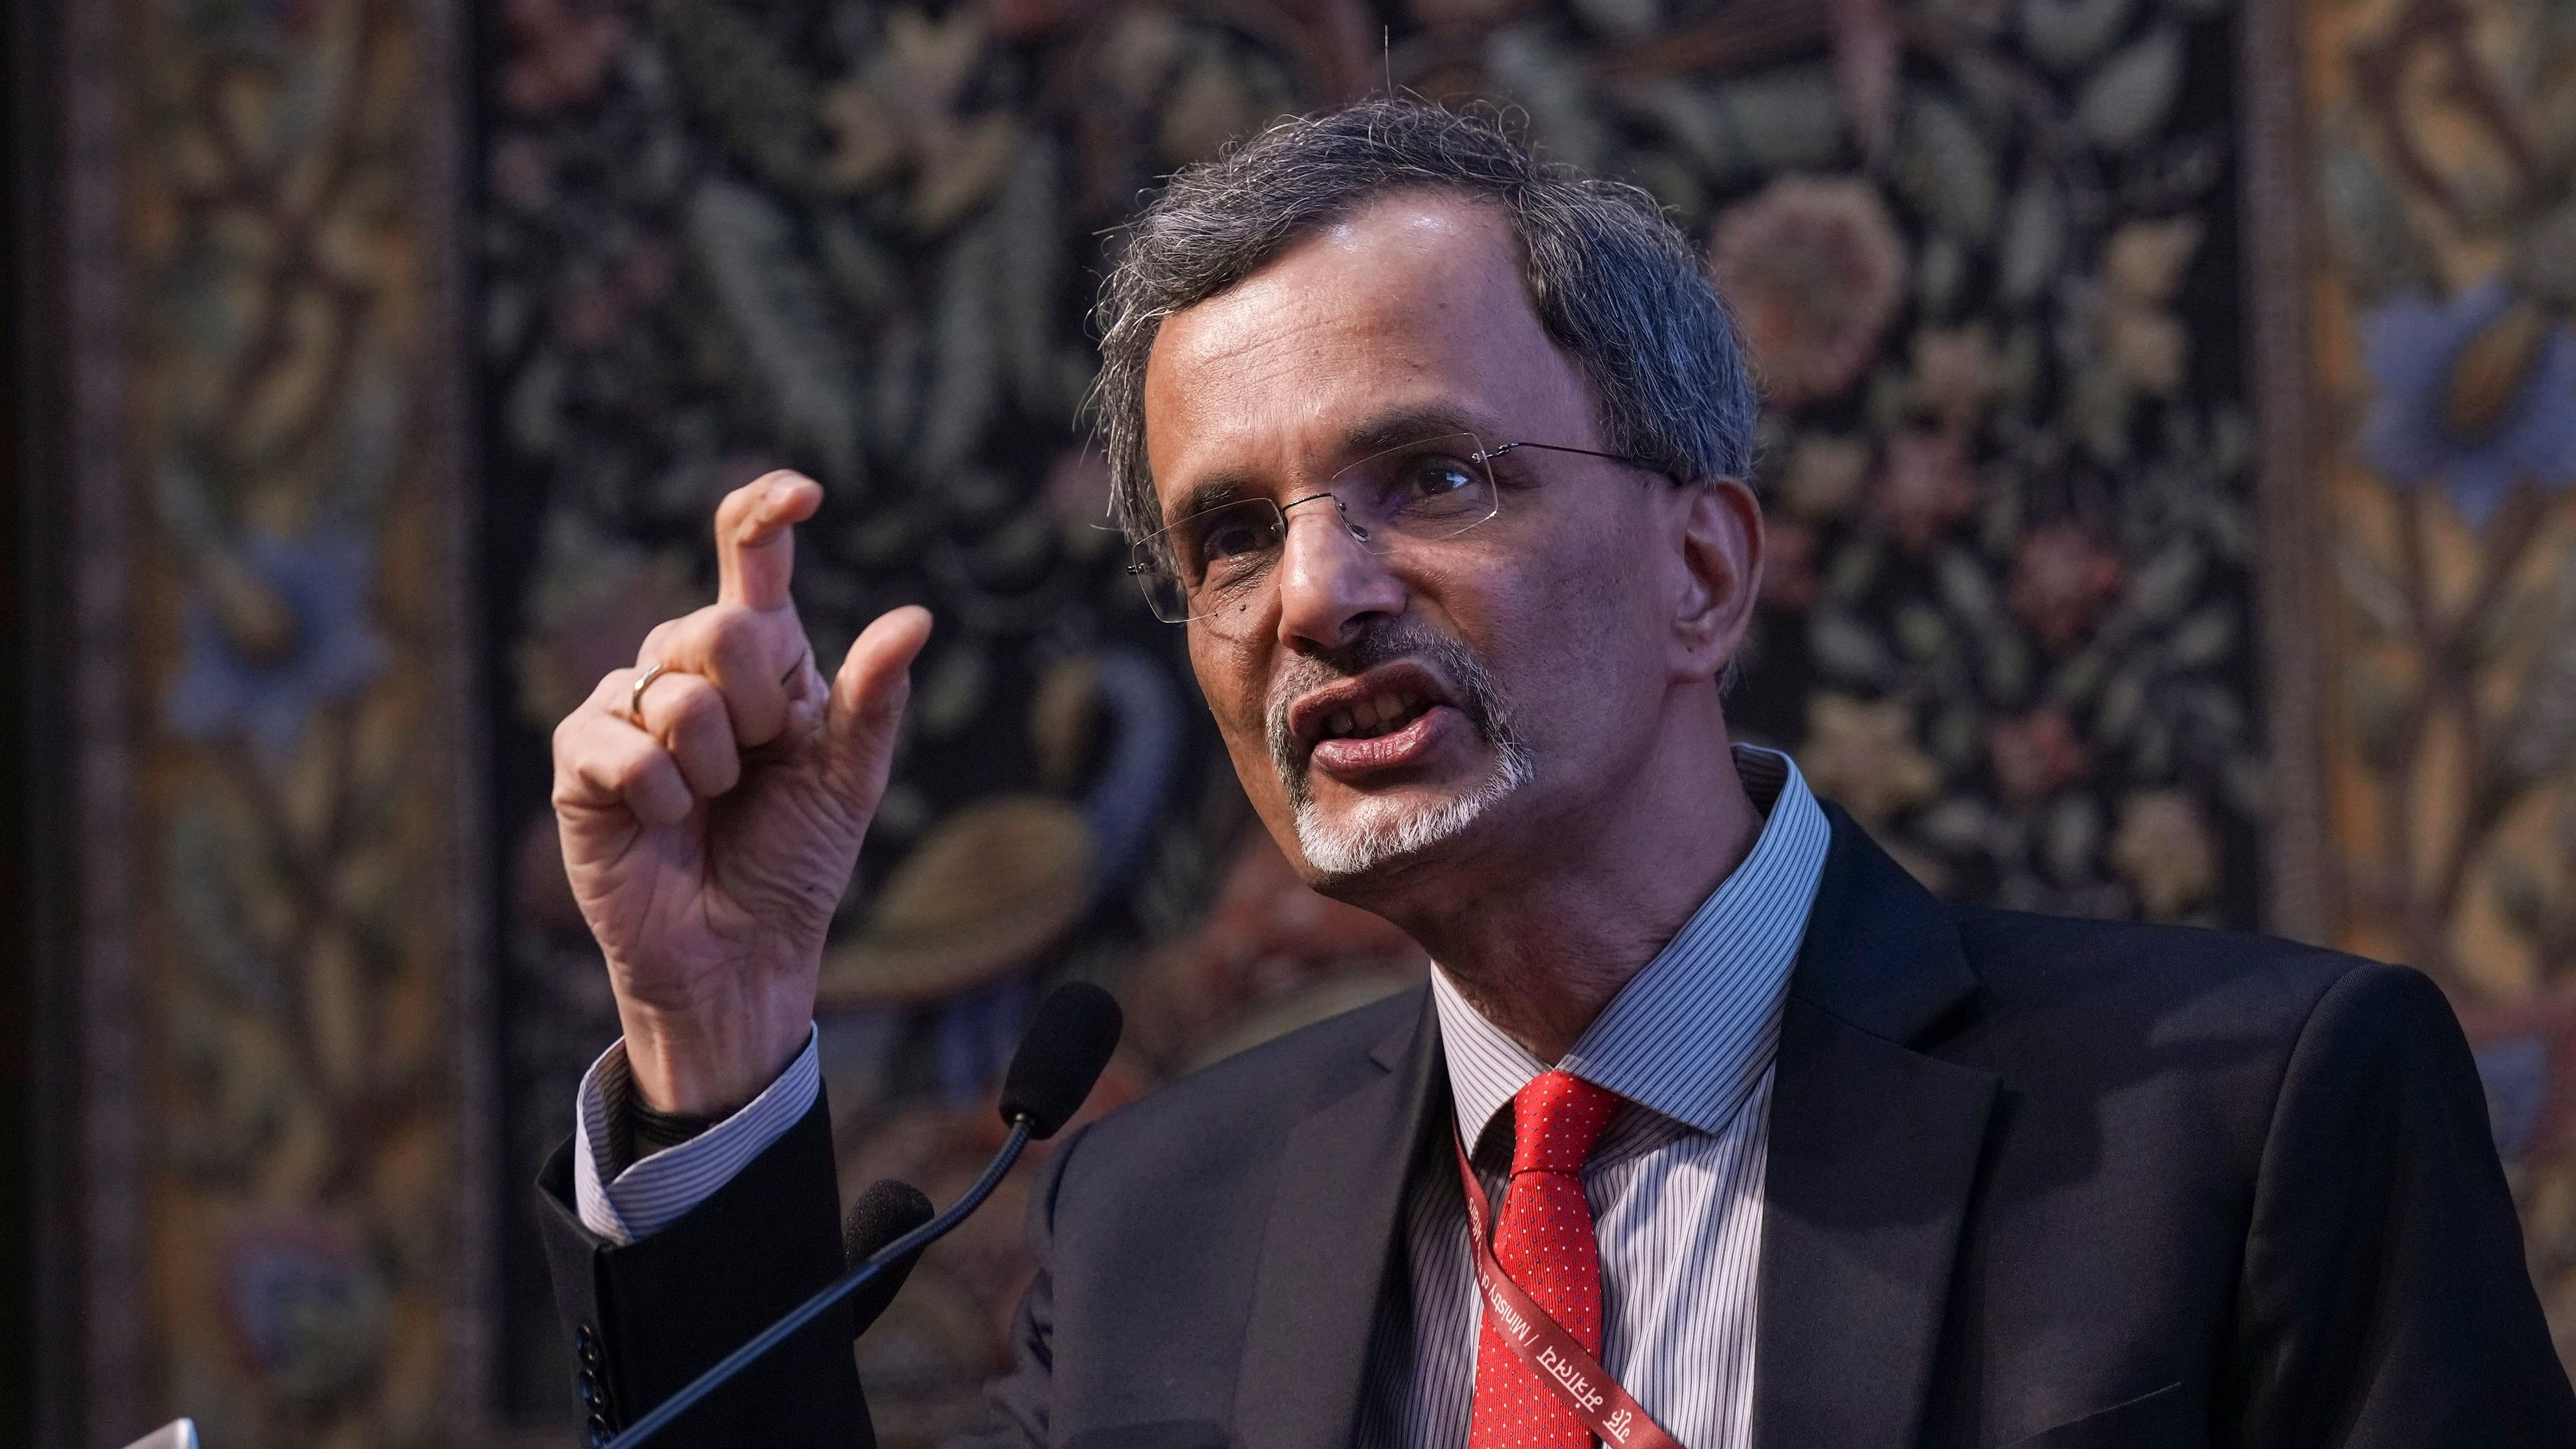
[1930,911,2475,1239]
[1070,981,1424,1161]
[1934,908,2463,1151]
[1946,906,2405,1042]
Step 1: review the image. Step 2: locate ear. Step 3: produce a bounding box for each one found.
[1669,478,1763,684]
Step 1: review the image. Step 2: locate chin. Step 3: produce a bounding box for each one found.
[1291,750,1534,887]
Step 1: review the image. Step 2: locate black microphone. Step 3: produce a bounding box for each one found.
[1000,980,1124,1136]
[841,1179,935,1339]
[605,982,1124,1448]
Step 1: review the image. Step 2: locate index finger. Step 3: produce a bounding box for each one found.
[716,471,824,610]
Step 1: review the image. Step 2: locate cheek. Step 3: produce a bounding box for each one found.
[1480,527,1665,730]
[1189,631,1281,767]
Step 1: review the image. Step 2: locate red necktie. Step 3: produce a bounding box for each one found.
[1468,1069,1620,1449]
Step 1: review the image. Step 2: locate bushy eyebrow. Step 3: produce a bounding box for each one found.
[1157,401,1509,530]
[1162,474,1259,531]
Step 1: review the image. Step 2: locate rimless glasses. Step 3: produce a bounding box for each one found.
[1128,432,1663,631]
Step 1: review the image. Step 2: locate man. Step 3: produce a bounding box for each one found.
[538,101,2572,1448]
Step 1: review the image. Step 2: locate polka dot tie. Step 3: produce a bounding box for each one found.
[1468,1070,1621,1449]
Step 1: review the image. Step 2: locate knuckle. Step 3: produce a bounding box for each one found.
[553,700,608,755]
[718,476,784,531]
[608,741,662,793]
[706,607,761,657]
[711,619,783,682]
[666,606,735,662]
[666,677,728,733]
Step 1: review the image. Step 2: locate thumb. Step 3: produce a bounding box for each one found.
[820,605,933,806]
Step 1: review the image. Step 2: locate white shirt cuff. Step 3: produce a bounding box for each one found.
[572,1025,823,1245]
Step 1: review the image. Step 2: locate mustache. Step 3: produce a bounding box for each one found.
[1265,622,1512,785]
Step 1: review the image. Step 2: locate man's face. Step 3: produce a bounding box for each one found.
[1141,193,1713,891]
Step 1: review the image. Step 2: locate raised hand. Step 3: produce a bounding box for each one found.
[552,473,933,1116]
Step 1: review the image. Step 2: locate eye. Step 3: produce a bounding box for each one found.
[1398,455,1479,500]
[1190,508,1283,567]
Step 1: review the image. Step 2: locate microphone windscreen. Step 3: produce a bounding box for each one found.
[841,1177,935,1337]
[998,982,1124,1139]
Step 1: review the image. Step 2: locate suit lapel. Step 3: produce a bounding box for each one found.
[1233,985,1444,1449]
[1755,806,2000,1448]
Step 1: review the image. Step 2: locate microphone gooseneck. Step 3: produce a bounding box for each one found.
[604,982,1124,1449]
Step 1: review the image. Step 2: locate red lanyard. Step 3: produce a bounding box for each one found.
[1450,1127,1691,1449]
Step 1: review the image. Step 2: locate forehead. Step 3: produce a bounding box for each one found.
[1140,192,1592,518]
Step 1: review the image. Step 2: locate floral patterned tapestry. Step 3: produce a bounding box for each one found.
[55,0,483,1444]
[2292,0,2576,1362]
[53,0,2576,1440]
[481,0,2278,1433]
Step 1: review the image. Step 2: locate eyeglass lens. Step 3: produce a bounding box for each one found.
[1132,433,1500,625]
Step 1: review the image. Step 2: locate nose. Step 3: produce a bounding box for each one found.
[1272,493,1405,652]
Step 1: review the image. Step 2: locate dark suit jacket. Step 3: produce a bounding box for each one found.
[539,807,2575,1447]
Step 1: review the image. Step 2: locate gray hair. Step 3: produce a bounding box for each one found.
[1091,98,1759,542]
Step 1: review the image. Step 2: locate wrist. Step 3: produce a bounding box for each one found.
[616,1000,811,1118]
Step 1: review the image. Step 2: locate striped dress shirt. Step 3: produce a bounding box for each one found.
[1357,746,1828,1449]
[574,747,1828,1448]
[574,1020,823,1243]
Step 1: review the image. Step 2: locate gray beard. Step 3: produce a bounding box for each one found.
[1265,624,1535,885]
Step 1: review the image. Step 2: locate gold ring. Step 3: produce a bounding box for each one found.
[627,662,671,724]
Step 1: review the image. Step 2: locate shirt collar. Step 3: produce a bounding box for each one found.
[1430,744,1831,1151]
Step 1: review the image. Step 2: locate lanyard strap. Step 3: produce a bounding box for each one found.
[1450,1128,1690,1449]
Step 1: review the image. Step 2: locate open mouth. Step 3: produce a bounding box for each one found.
[1317,688,1437,743]
[1287,662,1464,755]
[1280,662,1476,783]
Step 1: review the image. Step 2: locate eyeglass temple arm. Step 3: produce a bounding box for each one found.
[1482,440,1664,474]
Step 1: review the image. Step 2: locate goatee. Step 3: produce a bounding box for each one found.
[1264,622,1534,883]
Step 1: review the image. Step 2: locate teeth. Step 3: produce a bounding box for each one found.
[1317,691,1435,744]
